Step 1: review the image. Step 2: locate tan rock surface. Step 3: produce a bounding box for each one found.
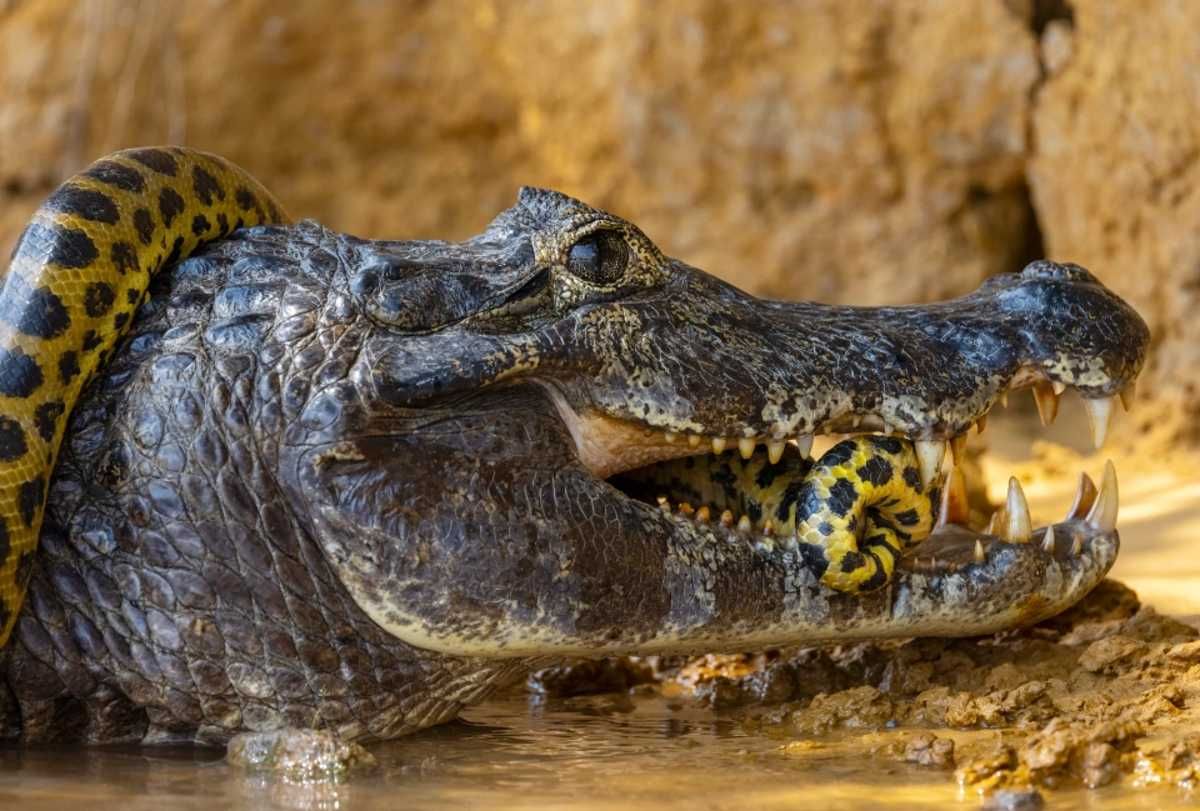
[0,0,1037,308]
[1029,0,1200,416]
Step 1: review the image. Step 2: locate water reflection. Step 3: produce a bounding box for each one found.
[4,694,1196,810]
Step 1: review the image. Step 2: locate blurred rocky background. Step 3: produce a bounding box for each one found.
[0,0,1196,426]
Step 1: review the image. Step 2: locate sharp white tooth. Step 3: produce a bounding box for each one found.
[767,440,786,465]
[1052,381,1066,396]
[794,434,814,458]
[688,434,702,448]
[950,435,967,467]
[712,437,728,454]
[1071,534,1083,555]
[1085,459,1119,532]
[1004,477,1033,543]
[1066,472,1098,520]
[720,509,734,527]
[929,554,937,568]
[696,506,711,523]
[679,502,695,516]
[664,432,677,443]
[1041,525,1056,553]
[935,466,968,527]
[762,520,775,536]
[986,509,1003,537]
[915,439,947,490]
[975,414,988,435]
[657,495,671,512]
[738,438,757,459]
[880,420,892,435]
[974,540,986,564]
[999,391,1009,409]
[1082,396,1115,449]
[1119,381,1136,412]
[1032,382,1060,427]
[737,515,752,532]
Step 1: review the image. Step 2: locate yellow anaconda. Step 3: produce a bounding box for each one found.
[0,147,286,646]
[621,435,936,592]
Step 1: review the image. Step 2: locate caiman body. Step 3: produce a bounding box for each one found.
[0,150,1147,746]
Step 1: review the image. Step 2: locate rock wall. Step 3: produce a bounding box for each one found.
[0,0,1194,415]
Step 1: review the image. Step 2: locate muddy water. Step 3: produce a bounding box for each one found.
[5,410,1200,809]
[0,694,1192,810]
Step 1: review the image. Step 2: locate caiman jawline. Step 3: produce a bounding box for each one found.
[540,371,1125,583]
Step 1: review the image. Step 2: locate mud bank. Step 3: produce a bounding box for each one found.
[533,579,1200,803]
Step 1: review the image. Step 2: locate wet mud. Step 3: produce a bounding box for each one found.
[533,579,1200,805]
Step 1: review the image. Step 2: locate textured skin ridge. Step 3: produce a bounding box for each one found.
[0,148,285,645]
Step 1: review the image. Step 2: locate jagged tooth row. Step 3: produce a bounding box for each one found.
[982,459,1118,544]
[657,493,796,547]
[663,431,817,461]
[1017,376,1136,450]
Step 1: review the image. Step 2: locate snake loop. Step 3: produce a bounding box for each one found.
[0,147,287,646]
[620,434,935,592]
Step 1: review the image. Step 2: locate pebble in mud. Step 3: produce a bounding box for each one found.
[981,787,1044,810]
[902,732,955,769]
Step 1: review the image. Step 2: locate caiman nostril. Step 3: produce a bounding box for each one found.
[1020,259,1097,284]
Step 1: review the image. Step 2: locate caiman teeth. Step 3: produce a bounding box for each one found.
[1082,396,1116,449]
[975,414,988,435]
[1004,477,1033,543]
[935,466,968,528]
[987,477,1033,543]
[974,539,986,564]
[1085,459,1118,531]
[1065,471,1098,520]
[738,438,756,459]
[794,434,814,458]
[1119,381,1136,411]
[914,439,946,490]
[767,440,786,464]
[1041,525,1056,553]
[688,434,702,448]
[1032,381,1060,426]
[737,515,752,532]
[711,437,727,454]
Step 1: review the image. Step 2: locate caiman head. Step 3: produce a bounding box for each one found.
[266,188,1148,658]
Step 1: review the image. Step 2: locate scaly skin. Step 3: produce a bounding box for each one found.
[0,148,285,645]
[0,151,1149,746]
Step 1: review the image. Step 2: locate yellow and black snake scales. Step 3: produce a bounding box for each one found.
[0,147,286,646]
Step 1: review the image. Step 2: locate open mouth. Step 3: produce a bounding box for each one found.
[546,372,1127,591]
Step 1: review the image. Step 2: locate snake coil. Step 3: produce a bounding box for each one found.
[0,147,286,646]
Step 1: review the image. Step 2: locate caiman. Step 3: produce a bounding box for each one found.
[0,148,1147,749]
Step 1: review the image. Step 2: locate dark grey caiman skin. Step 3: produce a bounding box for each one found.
[0,188,1147,745]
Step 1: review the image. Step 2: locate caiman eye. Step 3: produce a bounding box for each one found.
[566,230,629,286]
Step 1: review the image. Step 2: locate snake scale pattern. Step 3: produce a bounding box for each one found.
[0,147,286,646]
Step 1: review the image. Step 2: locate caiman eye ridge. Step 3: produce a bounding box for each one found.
[0,146,286,646]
